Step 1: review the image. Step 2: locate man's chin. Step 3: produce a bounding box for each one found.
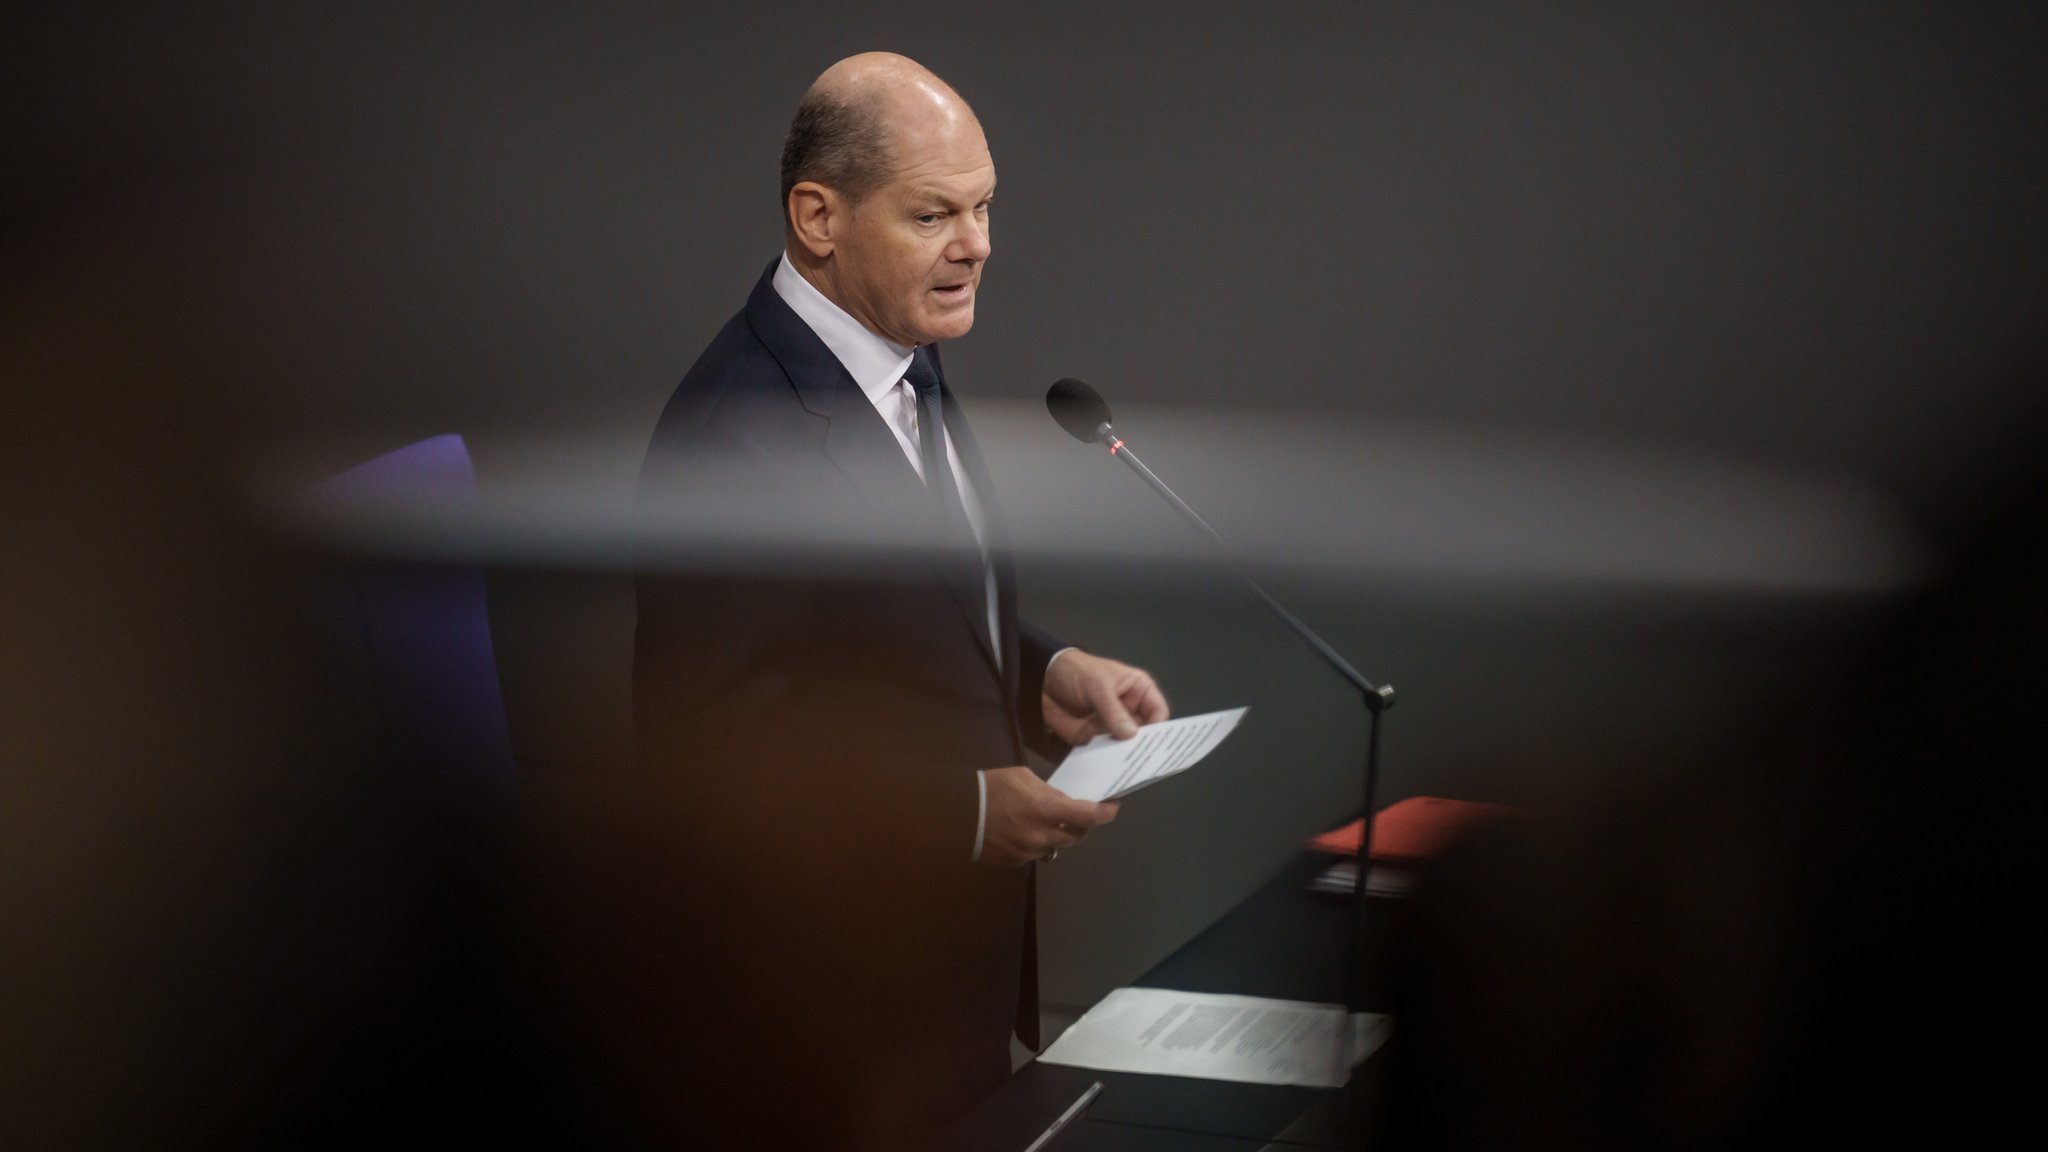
[918,307,975,344]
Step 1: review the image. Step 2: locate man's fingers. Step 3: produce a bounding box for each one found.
[1035,804,1115,854]
[1042,702,1099,746]
[1089,678,1139,739]
[1058,718,1103,745]
[1130,679,1170,725]
[1043,654,1169,743]
[987,761,1132,867]
[1040,790,1117,831]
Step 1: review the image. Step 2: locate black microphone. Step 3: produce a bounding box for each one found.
[1045,377,1394,1023]
[1047,377,1115,445]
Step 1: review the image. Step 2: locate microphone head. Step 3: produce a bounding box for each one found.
[1046,378,1114,443]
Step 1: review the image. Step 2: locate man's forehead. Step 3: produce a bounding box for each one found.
[860,72,992,203]
[901,165,996,201]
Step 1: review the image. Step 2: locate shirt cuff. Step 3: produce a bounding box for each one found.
[1045,646,1079,674]
[973,769,988,862]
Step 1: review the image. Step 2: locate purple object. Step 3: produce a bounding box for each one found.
[317,434,515,778]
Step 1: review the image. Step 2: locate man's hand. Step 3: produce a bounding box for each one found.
[982,766,1119,867]
[1042,649,1169,745]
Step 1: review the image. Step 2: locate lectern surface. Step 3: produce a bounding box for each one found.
[934,852,1400,1152]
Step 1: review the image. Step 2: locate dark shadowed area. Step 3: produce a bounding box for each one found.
[7,2,2044,1146]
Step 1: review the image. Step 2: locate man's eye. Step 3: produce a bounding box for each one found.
[916,214,942,225]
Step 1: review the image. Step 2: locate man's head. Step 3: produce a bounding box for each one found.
[780,53,993,347]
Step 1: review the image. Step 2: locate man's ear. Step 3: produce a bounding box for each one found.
[787,182,837,258]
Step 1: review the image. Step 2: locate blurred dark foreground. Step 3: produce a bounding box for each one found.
[1376,466,2048,1149]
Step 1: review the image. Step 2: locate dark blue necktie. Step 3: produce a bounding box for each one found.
[907,347,999,667]
[905,349,969,532]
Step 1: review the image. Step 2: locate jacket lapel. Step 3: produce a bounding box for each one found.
[743,264,1003,681]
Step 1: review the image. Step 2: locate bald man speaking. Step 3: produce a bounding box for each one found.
[633,54,1167,1145]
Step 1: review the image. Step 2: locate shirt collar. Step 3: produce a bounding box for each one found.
[772,252,916,406]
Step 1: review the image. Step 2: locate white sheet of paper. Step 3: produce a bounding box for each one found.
[1045,707,1248,802]
[1036,987,1391,1088]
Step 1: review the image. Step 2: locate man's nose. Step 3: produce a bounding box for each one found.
[950,215,991,263]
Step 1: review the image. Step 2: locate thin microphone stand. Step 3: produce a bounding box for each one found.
[1089,419,1394,1039]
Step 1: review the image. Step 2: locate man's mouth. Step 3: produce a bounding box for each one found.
[932,282,973,299]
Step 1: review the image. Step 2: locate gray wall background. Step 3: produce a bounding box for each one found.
[18,2,2047,1019]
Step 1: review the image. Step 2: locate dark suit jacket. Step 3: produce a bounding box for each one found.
[632,260,1060,1146]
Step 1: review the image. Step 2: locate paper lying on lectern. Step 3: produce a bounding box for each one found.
[1036,987,1391,1088]
[1045,707,1248,803]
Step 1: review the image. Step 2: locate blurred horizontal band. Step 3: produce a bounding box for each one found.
[255,401,1928,596]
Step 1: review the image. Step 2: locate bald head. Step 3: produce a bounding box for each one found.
[778,53,981,216]
[779,53,995,346]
